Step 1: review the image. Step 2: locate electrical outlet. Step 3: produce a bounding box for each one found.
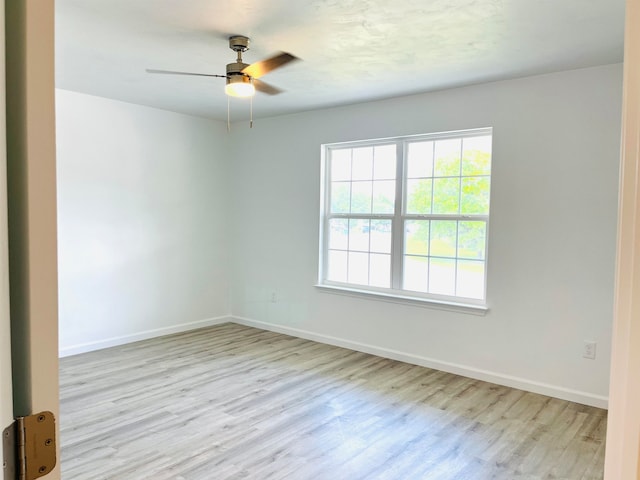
[271,292,277,303]
[583,341,597,360]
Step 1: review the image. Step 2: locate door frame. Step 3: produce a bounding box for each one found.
[4,0,60,478]
[604,0,640,477]
[1,0,15,460]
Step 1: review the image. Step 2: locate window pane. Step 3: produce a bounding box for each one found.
[404,256,428,292]
[407,141,434,178]
[370,254,391,288]
[327,250,347,282]
[429,258,456,295]
[405,220,429,256]
[349,219,370,252]
[370,220,392,253]
[348,252,369,285]
[374,145,396,180]
[458,221,486,260]
[323,130,491,302]
[372,180,395,214]
[461,177,490,214]
[331,149,352,181]
[329,219,349,250]
[352,147,374,180]
[430,221,457,257]
[434,138,461,177]
[330,182,350,213]
[457,260,485,299]
[433,177,460,214]
[351,181,372,214]
[406,179,432,214]
[462,136,492,176]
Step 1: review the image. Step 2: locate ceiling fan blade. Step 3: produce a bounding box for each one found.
[146,69,227,78]
[253,79,282,95]
[241,52,299,79]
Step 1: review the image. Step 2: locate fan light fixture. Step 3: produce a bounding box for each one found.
[225,75,255,97]
[146,35,300,129]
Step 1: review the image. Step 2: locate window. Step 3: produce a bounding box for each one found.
[319,128,492,308]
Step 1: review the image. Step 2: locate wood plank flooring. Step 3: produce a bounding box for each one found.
[59,323,606,479]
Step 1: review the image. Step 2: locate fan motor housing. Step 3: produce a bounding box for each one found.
[226,62,250,76]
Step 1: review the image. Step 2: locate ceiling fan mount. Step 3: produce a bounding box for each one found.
[228,35,250,53]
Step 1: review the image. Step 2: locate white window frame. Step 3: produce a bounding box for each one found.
[317,128,492,313]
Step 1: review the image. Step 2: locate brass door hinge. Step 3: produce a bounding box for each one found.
[2,412,56,480]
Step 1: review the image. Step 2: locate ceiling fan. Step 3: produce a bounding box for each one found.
[146,35,299,99]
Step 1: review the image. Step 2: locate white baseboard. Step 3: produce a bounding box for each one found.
[59,315,232,357]
[231,316,608,409]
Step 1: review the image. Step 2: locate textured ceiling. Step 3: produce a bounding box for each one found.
[55,0,625,121]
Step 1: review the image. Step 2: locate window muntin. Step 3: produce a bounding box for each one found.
[321,129,492,305]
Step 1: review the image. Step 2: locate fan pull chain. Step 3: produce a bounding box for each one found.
[250,94,253,129]
[227,96,231,132]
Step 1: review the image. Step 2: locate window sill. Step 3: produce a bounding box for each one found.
[314,284,489,316]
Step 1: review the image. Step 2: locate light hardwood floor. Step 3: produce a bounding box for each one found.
[59,323,606,480]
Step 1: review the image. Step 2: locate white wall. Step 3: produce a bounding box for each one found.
[228,64,623,407]
[56,90,230,356]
